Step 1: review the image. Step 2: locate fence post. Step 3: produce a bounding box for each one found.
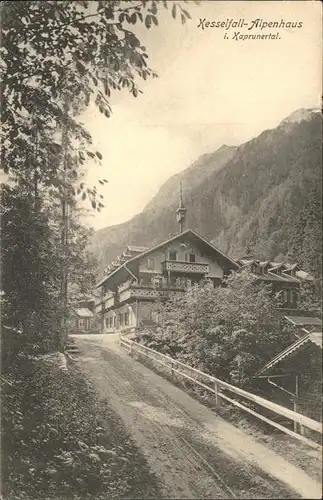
[214,382,221,408]
[294,374,299,433]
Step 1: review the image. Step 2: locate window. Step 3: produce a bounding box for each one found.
[147,257,155,270]
[184,252,195,262]
[152,311,159,323]
[169,250,178,261]
[189,253,196,263]
[252,264,261,274]
[125,311,129,326]
[140,275,150,286]
[283,290,288,303]
[151,275,161,287]
[105,318,109,328]
[79,319,85,328]
[290,290,297,303]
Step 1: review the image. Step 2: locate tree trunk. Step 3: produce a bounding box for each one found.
[60,104,70,351]
[33,128,40,212]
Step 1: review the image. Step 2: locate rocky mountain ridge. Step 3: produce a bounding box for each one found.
[91,109,322,279]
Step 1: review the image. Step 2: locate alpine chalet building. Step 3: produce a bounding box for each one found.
[94,189,315,334]
[95,188,239,332]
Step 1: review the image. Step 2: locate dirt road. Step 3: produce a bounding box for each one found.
[72,334,321,499]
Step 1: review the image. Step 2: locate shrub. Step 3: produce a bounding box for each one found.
[139,273,294,388]
[1,356,161,499]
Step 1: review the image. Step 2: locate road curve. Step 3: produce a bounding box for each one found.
[72,334,321,500]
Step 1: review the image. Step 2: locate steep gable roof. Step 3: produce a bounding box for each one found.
[129,229,239,267]
[96,229,239,288]
[256,329,322,377]
[238,258,256,266]
[266,272,300,283]
[237,257,303,284]
[74,308,94,318]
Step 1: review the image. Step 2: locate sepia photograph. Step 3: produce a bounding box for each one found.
[1,1,322,499]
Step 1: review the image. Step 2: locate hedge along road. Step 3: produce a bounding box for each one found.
[71,333,322,500]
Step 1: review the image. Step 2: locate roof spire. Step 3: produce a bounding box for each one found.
[179,180,184,208]
[176,181,187,233]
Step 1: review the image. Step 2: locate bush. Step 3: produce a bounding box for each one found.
[139,273,293,388]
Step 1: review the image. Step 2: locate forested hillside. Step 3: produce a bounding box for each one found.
[92,109,322,278]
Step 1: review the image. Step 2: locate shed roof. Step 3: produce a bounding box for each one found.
[309,331,322,348]
[285,316,322,327]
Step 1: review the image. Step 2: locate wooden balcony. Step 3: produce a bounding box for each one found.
[162,260,209,274]
[118,283,185,303]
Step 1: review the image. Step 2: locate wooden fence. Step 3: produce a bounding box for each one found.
[119,336,322,451]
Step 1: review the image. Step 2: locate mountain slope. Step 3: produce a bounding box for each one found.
[92,110,322,278]
[91,144,237,269]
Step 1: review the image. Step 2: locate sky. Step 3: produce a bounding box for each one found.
[82,0,322,230]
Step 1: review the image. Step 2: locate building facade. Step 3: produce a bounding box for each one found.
[70,308,95,334]
[95,228,240,333]
[236,259,311,310]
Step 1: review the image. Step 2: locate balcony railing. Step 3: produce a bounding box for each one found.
[162,260,209,274]
[115,275,200,303]
[117,279,188,302]
[119,286,185,302]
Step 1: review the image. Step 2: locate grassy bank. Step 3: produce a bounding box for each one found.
[1,354,162,500]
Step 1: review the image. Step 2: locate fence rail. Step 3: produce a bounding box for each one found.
[119,336,322,451]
